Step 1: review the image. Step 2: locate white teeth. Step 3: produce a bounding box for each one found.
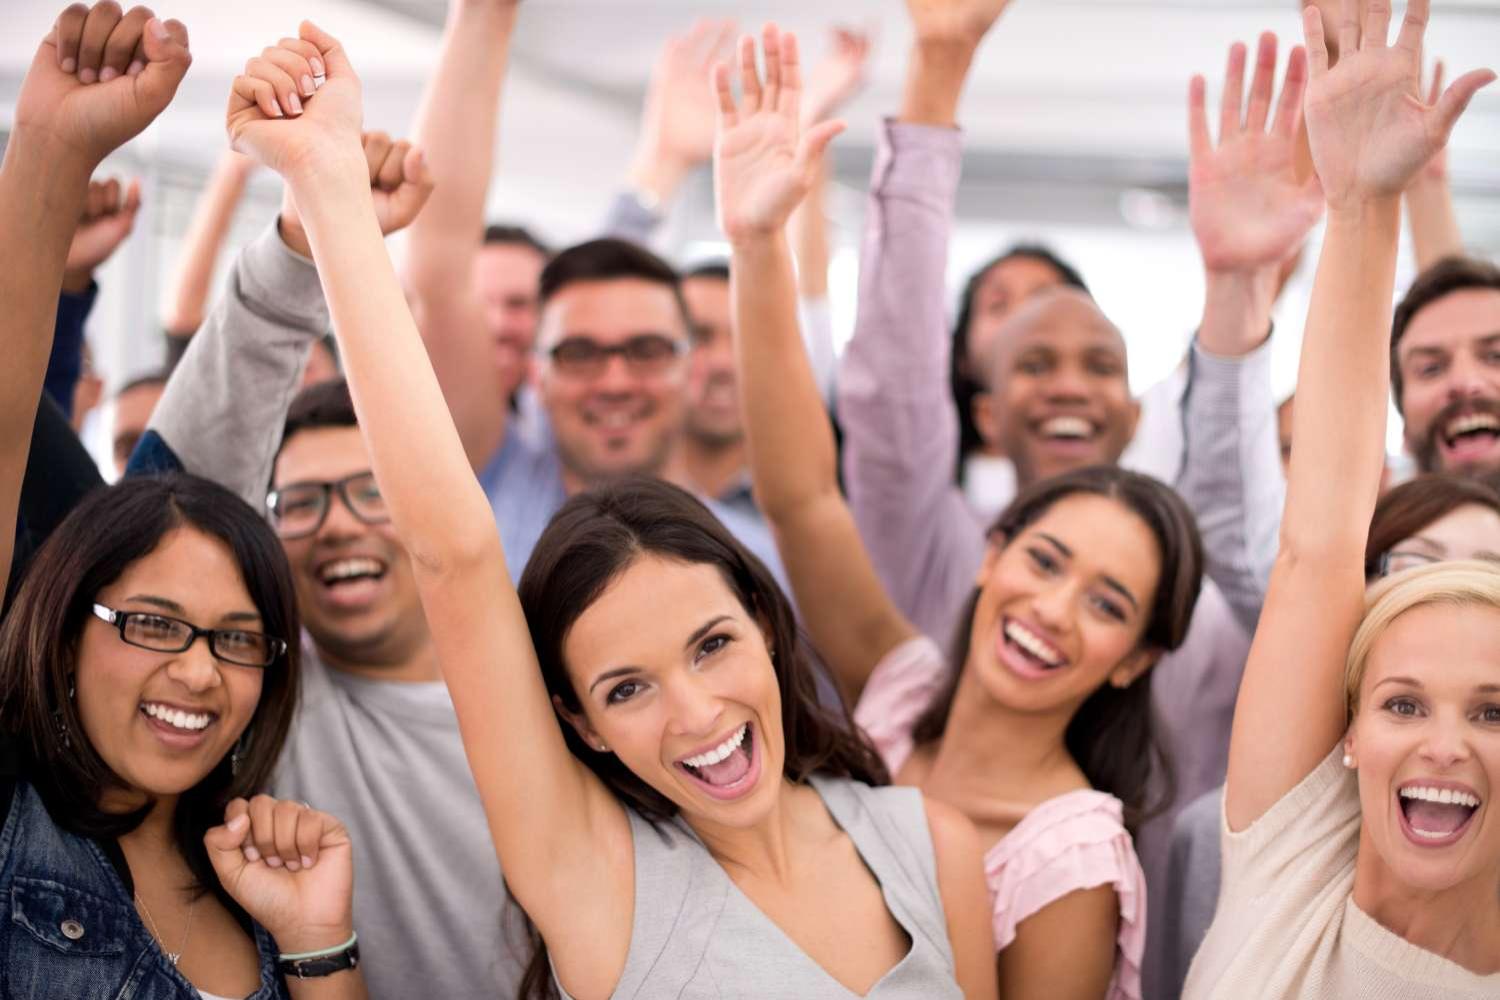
[142,702,212,732]
[682,724,747,769]
[320,557,383,584]
[1003,620,1064,667]
[1400,785,1481,809]
[1445,413,1500,439]
[1040,416,1093,440]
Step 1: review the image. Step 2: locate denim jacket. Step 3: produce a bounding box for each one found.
[0,779,289,1000]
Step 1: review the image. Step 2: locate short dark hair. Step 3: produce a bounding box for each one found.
[280,377,357,452]
[513,476,887,998]
[951,244,1090,482]
[115,371,168,400]
[537,238,692,334]
[911,465,1200,833]
[684,260,730,283]
[0,474,300,907]
[1390,256,1500,414]
[483,223,551,258]
[1364,473,1500,579]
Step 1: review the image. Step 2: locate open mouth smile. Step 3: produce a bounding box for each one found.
[1437,410,1500,467]
[673,722,761,801]
[996,616,1069,679]
[1396,780,1483,848]
[140,700,218,749]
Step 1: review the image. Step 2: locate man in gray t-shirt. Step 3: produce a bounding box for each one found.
[140,222,527,999]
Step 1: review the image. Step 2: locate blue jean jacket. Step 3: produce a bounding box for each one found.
[0,780,288,1000]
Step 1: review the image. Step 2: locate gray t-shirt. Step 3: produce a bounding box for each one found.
[273,646,526,999]
[555,776,962,999]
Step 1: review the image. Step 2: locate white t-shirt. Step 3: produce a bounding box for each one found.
[1183,748,1500,999]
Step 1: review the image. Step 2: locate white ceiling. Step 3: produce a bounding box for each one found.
[2,0,1497,242]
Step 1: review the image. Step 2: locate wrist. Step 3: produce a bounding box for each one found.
[627,150,692,209]
[1326,195,1401,232]
[899,43,974,127]
[1199,268,1277,357]
[728,229,790,256]
[274,922,355,956]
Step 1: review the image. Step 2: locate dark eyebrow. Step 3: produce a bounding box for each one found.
[1478,684,1500,695]
[122,595,260,624]
[685,615,734,652]
[1032,535,1139,612]
[588,665,640,696]
[1035,533,1073,558]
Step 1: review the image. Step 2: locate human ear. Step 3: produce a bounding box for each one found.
[972,393,1002,448]
[1123,396,1142,443]
[975,537,1005,587]
[1108,646,1159,689]
[552,694,608,753]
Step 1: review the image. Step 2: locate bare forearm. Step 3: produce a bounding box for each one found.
[162,151,253,335]
[405,1,518,290]
[1281,199,1398,557]
[900,40,977,127]
[1405,177,1462,271]
[790,159,830,298]
[1198,268,1276,358]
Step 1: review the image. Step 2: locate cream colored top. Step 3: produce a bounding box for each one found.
[1183,748,1500,999]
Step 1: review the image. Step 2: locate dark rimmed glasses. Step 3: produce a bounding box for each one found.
[546,334,685,379]
[91,604,287,668]
[267,471,389,540]
[1377,548,1500,577]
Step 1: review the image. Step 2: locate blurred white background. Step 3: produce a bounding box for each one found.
[3,0,1497,455]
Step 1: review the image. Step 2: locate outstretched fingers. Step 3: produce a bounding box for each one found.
[1245,32,1278,134]
[738,34,762,114]
[1272,45,1309,138]
[1219,41,1247,140]
[1428,67,1497,145]
[1304,4,1330,77]
[712,61,737,129]
[761,24,781,112]
[1395,0,1430,54]
[794,118,844,178]
[775,28,803,121]
[1363,0,1392,49]
[1337,0,1362,57]
[1188,74,1212,160]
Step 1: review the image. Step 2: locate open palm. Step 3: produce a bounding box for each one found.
[1301,0,1493,206]
[714,27,843,243]
[1190,35,1323,273]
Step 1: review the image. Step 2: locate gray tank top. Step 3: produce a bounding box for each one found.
[554,774,963,999]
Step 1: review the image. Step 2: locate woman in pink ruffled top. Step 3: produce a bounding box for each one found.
[733,128,1206,1000]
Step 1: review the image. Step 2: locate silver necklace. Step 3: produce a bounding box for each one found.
[136,891,196,967]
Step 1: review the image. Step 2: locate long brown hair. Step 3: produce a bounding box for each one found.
[0,474,300,906]
[1364,473,1500,579]
[512,476,887,998]
[910,466,1202,832]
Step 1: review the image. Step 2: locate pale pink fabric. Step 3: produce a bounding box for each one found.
[853,636,1146,1000]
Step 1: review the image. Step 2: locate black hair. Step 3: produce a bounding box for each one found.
[483,223,552,259]
[910,466,1199,832]
[950,244,1090,483]
[684,260,731,283]
[1390,255,1500,414]
[0,474,300,910]
[537,238,692,334]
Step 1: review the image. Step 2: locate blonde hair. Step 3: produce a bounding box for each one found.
[1346,560,1500,719]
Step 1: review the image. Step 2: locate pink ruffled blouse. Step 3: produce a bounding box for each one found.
[852,636,1146,1000]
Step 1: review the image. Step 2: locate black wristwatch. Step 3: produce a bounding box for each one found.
[278,939,360,979]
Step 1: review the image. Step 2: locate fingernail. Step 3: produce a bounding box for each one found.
[266,856,283,868]
[79,67,96,84]
[99,66,118,82]
[300,74,315,96]
[301,855,315,869]
[270,103,284,118]
[313,74,326,90]
[61,57,76,73]
[149,18,170,40]
[287,92,303,115]
[127,60,144,77]
[310,57,325,77]
[227,814,249,833]
[286,860,301,872]
[244,845,261,862]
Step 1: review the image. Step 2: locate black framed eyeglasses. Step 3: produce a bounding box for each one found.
[267,471,388,540]
[546,334,685,379]
[91,604,287,669]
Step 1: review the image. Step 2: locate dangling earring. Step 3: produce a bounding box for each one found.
[53,677,75,749]
[230,732,250,776]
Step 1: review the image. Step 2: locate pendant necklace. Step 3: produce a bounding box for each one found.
[136,891,196,967]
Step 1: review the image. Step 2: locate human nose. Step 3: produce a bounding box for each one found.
[1444,356,1493,402]
[1418,718,1473,770]
[1041,363,1091,402]
[165,635,224,694]
[664,674,725,739]
[1029,577,1076,633]
[314,488,364,541]
[592,350,638,394]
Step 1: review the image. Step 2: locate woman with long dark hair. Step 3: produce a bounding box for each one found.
[223,21,998,1000]
[724,17,1203,1000]
[0,8,364,999]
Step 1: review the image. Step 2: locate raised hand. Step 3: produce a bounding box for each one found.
[905,0,1014,46]
[63,176,141,291]
[279,130,435,256]
[627,19,737,203]
[1301,0,1493,208]
[802,27,872,127]
[1189,33,1324,274]
[205,796,354,953]
[714,26,844,245]
[226,24,362,181]
[14,3,191,169]
[1411,60,1449,187]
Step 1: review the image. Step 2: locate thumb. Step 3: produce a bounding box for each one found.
[137,18,192,115]
[203,809,251,882]
[1430,68,1496,145]
[299,21,355,80]
[795,119,845,176]
[122,178,143,216]
[385,148,436,234]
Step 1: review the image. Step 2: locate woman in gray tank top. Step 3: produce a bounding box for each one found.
[299,20,999,1000]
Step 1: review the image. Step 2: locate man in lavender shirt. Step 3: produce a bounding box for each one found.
[837,3,1316,991]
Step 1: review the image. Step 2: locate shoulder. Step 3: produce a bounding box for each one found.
[852,635,948,759]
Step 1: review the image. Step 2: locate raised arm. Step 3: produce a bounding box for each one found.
[716,27,913,707]
[402,0,521,470]
[0,2,190,591]
[160,149,254,338]
[1404,61,1464,269]
[1178,33,1323,630]
[1225,0,1494,830]
[836,0,1012,643]
[227,25,635,998]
